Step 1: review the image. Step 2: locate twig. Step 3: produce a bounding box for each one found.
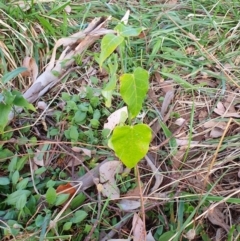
[84,179,102,241]
[136,165,146,241]
[203,117,232,187]
[145,154,163,193]
[100,214,132,241]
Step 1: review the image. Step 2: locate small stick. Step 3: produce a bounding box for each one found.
[203,117,232,187]
[83,179,102,241]
[136,165,146,241]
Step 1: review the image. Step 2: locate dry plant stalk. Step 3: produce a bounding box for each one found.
[9,16,113,121]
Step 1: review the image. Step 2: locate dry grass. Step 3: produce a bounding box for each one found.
[1,0,240,240]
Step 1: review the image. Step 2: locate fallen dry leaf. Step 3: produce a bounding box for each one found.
[118,199,141,211]
[146,230,156,241]
[64,5,71,14]
[160,80,174,93]
[198,110,208,122]
[33,145,49,167]
[176,139,199,147]
[172,147,185,169]
[215,228,224,241]
[132,213,145,241]
[209,128,224,138]
[203,120,227,130]
[21,56,38,82]
[99,161,123,199]
[174,118,186,126]
[103,106,128,133]
[161,90,174,117]
[37,101,47,110]
[184,229,196,240]
[154,71,164,83]
[203,120,227,138]
[214,102,240,118]
[56,183,77,199]
[121,10,130,25]
[145,155,163,193]
[71,147,91,157]
[207,205,230,232]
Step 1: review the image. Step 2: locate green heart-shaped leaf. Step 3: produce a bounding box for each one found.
[99,33,124,67]
[120,67,149,118]
[110,124,152,168]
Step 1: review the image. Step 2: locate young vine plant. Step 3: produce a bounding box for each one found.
[99,21,152,168]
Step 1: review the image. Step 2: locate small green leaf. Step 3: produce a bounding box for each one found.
[3,90,15,105]
[2,67,27,84]
[99,33,124,67]
[35,167,46,175]
[110,124,152,168]
[16,178,29,190]
[70,210,87,224]
[12,170,19,185]
[70,193,86,209]
[90,119,100,128]
[16,155,28,171]
[0,103,12,133]
[35,215,44,227]
[159,231,175,241]
[5,190,31,206]
[46,187,57,205]
[102,54,118,107]
[115,23,145,37]
[16,194,27,210]
[0,149,13,162]
[61,92,71,101]
[74,110,87,124]
[55,194,69,206]
[63,222,72,231]
[12,91,36,111]
[159,121,177,155]
[0,177,10,185]
[93,109,101,120]
[120,67,149,118]
[69,126,79,141]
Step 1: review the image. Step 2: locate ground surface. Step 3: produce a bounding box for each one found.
[1,0,240,240]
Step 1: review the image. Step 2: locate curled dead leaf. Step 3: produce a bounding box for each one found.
[64,5,71,14]
[37,101,47,110]
[132,213,145,241]
[175,118,186,126]
[118,199,141,211]
[71,147,91,157]
[207,205,230,232]
[176,139,199,147]
[203,120,227,130]
[21,56,38,82]
[56,183,77,198]
[146,230,156,241]
[209,128,224,138]
[184,229,196,240]
[103,106,128,133]
[99,161,123,199]
[214,102,240,118]
[121,10,130,25]
[161,90,174,118]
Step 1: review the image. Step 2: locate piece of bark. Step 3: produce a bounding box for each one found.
[9,16,113,121]
[70,159,109,193]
